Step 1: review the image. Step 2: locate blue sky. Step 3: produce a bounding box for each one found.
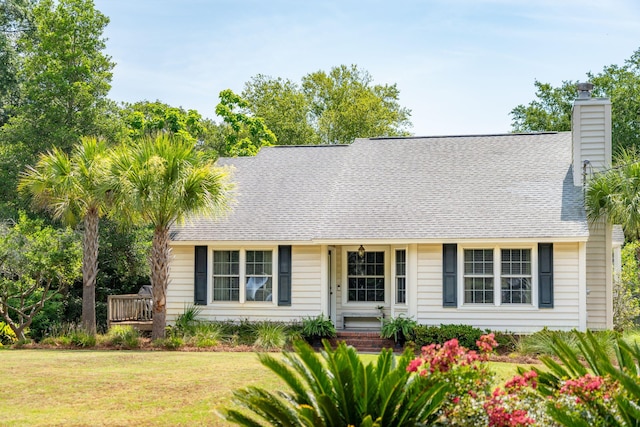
[94,0,640,136]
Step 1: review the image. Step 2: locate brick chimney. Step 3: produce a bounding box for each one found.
[572,82,612,186]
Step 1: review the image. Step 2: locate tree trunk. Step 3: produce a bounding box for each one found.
[81,208,99,334]
[150,225,171,340]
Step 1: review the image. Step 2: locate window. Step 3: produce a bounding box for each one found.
[501,249,532,304]
[464,249,494,304]
[245,250,273,302]
[395,249,406,304]
[347,251,385,302]
[212,250,240,301]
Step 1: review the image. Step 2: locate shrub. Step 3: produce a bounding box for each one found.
[104,325,140,348]
[301,314,336,343]
[224,341,448,426]
[253,321,286,350]
[516,328,617,357]
[69,329,96,347]
[410,323,484,350]
[380,315,417,345]
[0,322,17,345]
[188,322,223,348]
[174,304,203,336]
[153,336,183,350]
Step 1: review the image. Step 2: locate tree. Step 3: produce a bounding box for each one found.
[122,100,205,144]
[109,134,231,339]
[585,150,640,240]
[0,0,118,219]
[241,65,412,145]
[242,75,320,146]
[302,65,412,144]
[215,89,276,157]
[0,0,33,126]
[11,0,115,153]
[511,47,640,154]
[0,212,81,340]
[19,137,110,334]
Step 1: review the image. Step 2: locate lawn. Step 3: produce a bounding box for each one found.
[0,349,535,426]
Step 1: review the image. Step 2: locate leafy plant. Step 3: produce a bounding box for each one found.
[174,304,203,335]
[525,330,639,426]
[224,340,448,426]
[253,321,286,350]
[104,325,140,348]
[69,329,96,347]
[153,336,183,350]
[410,323,485,350]
[301,314,336,343]
[516,328,617,357]
[188,322,223,348]
[380,315,417,345]
[0,321,17,345]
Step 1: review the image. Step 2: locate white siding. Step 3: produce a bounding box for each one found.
[586,221,613,329]
[166,245,323,323]
[415,243,582,333]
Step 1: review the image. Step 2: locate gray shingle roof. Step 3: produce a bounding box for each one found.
[171,132,588,242]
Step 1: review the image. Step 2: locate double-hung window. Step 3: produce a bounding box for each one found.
[463,249,494,304]
[212,250,240,301]
[462,247,532,305]
[212,249,273,303]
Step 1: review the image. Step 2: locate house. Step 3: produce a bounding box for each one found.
[167,86,617,333]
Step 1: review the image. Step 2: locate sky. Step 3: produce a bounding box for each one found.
[94,0,640,136]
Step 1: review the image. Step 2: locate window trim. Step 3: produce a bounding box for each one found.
[341,245,390,306]
[393,247,407,305]
[457,244,538,308]
[208,246,278,305]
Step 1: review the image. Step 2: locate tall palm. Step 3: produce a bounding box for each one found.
[19,137,110,334]
[109,134,230,339]
[585,150,640,240]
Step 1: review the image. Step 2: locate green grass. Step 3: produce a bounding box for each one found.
[0,349,533,426]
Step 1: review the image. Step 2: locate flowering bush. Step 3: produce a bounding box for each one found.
[407,333,498,425]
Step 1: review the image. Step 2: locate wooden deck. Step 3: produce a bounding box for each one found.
[107,294,153,331]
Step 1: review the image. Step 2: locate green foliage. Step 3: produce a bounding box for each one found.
[0,321,17,345]
[380,315,417,345]
[241,65,412,146]
[109,134,232,339]
[516,328,618,358]
[0,212,82,340]
[301,314,336,342]
[69,328,96,347]
[104,325,140,348]
[224,340,448,426]
[511,47,640,155]
[410,323,485,350]
[252,321,287,350]
[215,89,276,157]
[122,101,206,144]
[526,330,640,426]
[153,336,183,350]
[619,241,640,328]
[173,304,203,335]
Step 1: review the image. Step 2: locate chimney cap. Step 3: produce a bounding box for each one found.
[576,82,594,99]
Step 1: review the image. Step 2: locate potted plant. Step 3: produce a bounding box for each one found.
[301,314,336,346]
[380,315,417,347]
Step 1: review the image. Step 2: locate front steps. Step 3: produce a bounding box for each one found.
[331,331,398,353]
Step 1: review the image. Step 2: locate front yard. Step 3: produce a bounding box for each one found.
[0,349,529,426]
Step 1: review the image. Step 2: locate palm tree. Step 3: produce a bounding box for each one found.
[19,137,110,334]
[109,134,230,339]
[585,149,640,240]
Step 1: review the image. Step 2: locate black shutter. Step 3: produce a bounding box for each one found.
[443,244,457,307]
[538,243,554,308]
[278,245,292,306]
[194,246,207,305]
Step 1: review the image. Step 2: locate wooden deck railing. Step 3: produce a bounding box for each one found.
[107,294,153,330]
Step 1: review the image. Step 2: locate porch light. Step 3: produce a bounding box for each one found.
[358,245,365,258]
